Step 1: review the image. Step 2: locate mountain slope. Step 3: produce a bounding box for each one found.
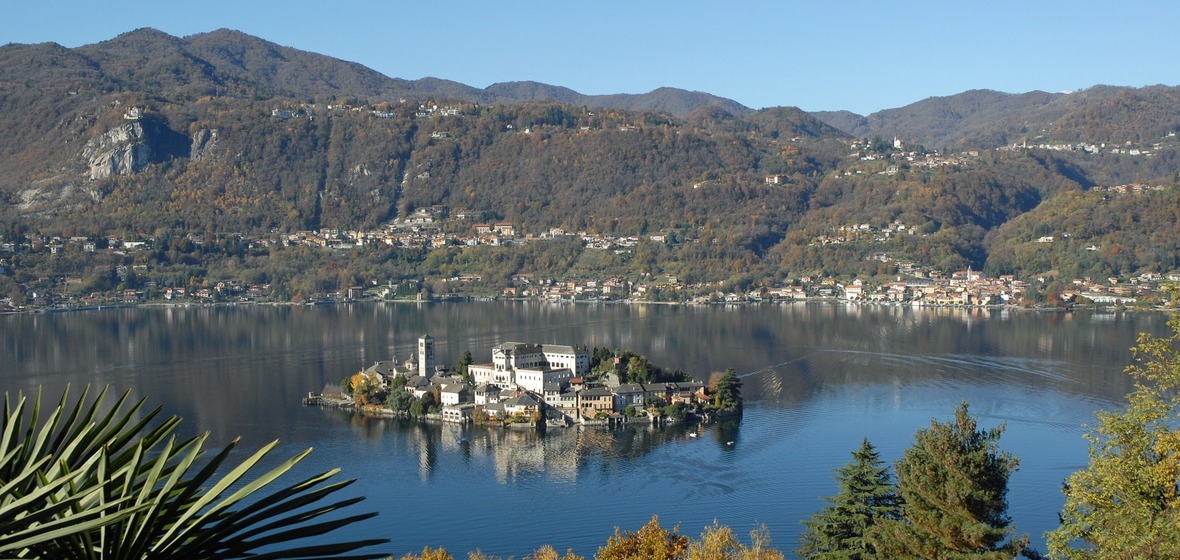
[1,26,1179,298]
[817,86,1180,150]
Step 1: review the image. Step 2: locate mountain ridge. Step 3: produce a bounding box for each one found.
[2,27,1179,306]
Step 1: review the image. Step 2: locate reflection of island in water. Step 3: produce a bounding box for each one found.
[331,408,742,484]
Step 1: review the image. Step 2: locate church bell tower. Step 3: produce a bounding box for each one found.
[418,334,435,378]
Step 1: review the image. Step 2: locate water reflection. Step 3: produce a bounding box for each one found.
[2,302,1169,556]
[1,302,1159,441]
[328,412,740,485]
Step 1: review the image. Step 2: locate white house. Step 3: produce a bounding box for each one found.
[439,383,473,406]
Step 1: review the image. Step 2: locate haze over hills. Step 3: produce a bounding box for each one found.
[1,27,1179,306]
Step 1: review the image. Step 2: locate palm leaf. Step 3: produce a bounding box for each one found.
[1,385,389,559]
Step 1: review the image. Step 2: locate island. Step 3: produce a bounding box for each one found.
[305,335,742,428]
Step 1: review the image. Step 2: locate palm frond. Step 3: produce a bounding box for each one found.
[0,385,389,559]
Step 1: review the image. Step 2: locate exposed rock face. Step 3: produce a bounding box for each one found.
[190,128,219,161]
[79,118,192,181]
[81,123,154,180]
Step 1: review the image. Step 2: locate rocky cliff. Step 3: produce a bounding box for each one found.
[79,116,191,181]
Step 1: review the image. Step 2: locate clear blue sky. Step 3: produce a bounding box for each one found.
[4,1,1178,115]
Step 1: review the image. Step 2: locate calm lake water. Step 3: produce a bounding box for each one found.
[1,302,1168,558]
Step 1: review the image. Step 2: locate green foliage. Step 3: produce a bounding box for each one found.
[626,356,654,384]
[0,385,387,558]
[662,402,688,421]
[984,186,1180,279]
[799,438,901,559]
[409,392,437,418]
[1047,314,1180,558]
[712,369,743,412]
[868,402,1027,559]
[457,349,473,382]
[388,390,416,413]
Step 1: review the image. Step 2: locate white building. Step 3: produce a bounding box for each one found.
[469,342,590,393]
[418,334,435,378]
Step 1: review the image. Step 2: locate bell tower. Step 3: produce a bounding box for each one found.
[418,334,435,378]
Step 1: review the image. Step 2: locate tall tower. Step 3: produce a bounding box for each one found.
[418,334,435,378]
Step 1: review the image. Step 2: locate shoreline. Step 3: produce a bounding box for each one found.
[2,295,1168,316]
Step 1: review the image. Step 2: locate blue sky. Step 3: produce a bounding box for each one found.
[4,1,1178,115]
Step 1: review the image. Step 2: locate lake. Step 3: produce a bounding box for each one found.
[1,302,1167,557]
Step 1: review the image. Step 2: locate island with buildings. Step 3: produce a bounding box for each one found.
[306,335,742,428]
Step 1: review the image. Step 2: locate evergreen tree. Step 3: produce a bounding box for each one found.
[713,368,743,412]
[798,438,901,559]
[457,349,473,382]
[868,403,1027,559]
[1047,314,1180,559]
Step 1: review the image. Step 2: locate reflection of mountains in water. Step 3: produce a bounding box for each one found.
[745,351,1080,398]
[742,347,1126,408]
[730,303,1150,408]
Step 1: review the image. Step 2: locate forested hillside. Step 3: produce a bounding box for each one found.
[2,28,1179,307]
[816,86,1180,151]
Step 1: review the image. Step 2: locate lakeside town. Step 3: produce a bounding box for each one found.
[309,335,742,428]
[3,130,1178,313]
[3,203,1176,312]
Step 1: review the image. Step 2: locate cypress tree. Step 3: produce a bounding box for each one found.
[798,438,901,559]
[868,402,1027,559]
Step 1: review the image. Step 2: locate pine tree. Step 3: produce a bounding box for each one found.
[798,438,901,559]
[1047,315,1180,558]
[713,368,743,412]
[868,402,1027,559]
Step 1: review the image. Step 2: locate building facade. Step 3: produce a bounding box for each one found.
[469,342,590,392]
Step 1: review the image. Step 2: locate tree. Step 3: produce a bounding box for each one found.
[597,515,688,560]
[663,401,688,421]
[457,349,474,382]
[626,356,653,383]
[712,368,743,412]
[397,546,453,560]
[688,522,784,560]
[350,370,387,406]
[389,390,416,413]
[798,438,901,559]
[868,402,1027,559]
[1047,314,1180,559]
[524,544,585,560]
[0,385,387,559]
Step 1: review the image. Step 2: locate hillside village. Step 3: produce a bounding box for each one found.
[3,127,1179,312]
[324,335,728,426]
[2,194,1174,312]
